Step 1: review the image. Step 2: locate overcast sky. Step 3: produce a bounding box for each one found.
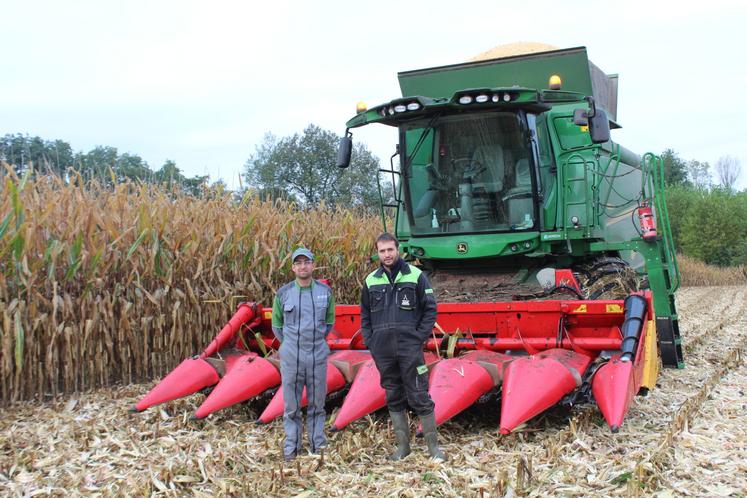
[2,0,746,189]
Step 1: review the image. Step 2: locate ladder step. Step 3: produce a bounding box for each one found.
[657,316,684,368]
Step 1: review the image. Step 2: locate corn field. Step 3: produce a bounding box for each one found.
[0,167,381,403]
[677,254,747,286]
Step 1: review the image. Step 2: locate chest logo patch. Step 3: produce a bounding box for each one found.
[401,295,410,307]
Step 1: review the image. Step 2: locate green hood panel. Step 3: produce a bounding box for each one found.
[405,232,540,259]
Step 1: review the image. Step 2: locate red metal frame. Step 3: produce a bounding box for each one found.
[245,298,631,354]
[134,292,655,434]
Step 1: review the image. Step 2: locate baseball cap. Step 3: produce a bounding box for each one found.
[291,247,314,262]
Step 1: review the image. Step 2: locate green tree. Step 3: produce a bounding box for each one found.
[154,159,181,186]
[663,185,695,252]
[1,134,212,194]
[679,188,747,266]
[182,175,210,196]
[0,134,73,176]
[116,153,152,183]
[243,124,383,209]
[75,147,154,184]
[74,146,119,183]
[154,159,208,196]
[660,149,689,187]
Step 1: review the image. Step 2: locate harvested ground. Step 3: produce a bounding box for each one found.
[1,286,746,497]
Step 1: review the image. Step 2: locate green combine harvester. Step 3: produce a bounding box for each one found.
[338,46,682,369]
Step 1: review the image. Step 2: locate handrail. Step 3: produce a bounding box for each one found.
[561,152,595,237]
[377,150,403,232]
[643,152,680,293]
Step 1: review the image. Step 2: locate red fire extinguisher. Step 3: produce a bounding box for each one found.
[638,203,657,242]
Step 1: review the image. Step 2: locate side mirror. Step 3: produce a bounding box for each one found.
[572,108,588,126]
[589,109,610,144]
[337,135,352,168]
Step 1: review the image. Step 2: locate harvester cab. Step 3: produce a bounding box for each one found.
[134,46,682,437]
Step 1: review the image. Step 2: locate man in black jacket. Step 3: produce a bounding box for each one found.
[360,233,445,461]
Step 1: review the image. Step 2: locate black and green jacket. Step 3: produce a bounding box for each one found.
[360,260,437,347]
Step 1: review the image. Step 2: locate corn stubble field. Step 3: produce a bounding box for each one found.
[1,172,746,497]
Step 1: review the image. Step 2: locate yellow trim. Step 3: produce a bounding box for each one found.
[606,304,624,313]
[641,318,660,390]
[571,304,587,313]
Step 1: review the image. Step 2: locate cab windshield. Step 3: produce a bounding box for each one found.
[403,112,536,235]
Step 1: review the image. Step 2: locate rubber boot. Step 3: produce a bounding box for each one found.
[386,410,411,461]
[420,411,447,461]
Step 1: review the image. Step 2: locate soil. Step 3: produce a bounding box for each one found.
[429,270,577,302]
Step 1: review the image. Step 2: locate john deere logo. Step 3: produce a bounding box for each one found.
[457,242,468,254]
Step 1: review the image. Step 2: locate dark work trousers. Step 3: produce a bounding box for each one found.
[369,330,434,415]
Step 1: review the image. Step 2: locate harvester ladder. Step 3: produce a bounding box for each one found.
[643,152,683,368]
[644,152,680,292]
[377,149,403,232]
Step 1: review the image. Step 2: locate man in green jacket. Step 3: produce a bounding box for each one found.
[272,248,335,461]
[360,233,446,461]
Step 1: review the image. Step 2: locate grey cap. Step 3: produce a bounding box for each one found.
[291,247,314,262]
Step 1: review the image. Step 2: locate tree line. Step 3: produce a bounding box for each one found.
[0,133,211,196]
[1,126,385,209]
[659,149,746,267]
